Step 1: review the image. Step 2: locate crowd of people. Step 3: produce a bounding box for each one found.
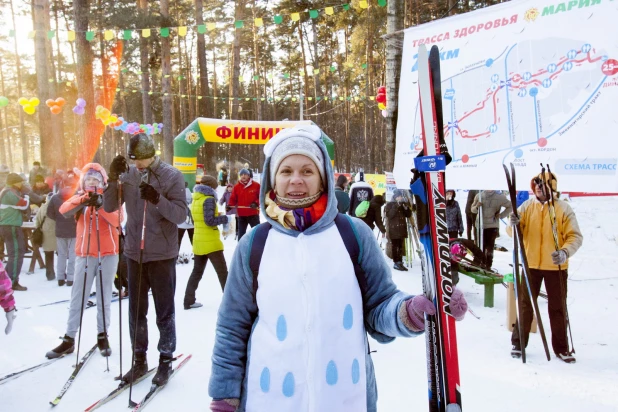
[0,126,582,412]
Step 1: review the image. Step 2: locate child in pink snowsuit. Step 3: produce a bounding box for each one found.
[0,261,17,334]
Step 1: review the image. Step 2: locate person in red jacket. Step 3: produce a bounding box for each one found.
[227,169,260,240]
[45,163,120,359]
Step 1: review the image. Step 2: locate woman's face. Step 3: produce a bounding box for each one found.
[274,154,322,200]
[84,176,101,189]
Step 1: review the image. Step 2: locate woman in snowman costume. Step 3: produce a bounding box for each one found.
[208,125,468,412]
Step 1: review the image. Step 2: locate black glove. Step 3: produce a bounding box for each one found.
[84,192,103,209]
[249,202,259,209]
[139,182,160,205]
[109,155,129,181]
[225,206,232,212]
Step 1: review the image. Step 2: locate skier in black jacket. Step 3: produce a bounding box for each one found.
[385,190,412,271]
[360,194,386,234]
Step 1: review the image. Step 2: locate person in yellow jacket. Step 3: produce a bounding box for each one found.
[183,175,229,310]
[509,172,583,363]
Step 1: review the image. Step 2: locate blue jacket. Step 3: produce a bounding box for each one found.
[208,135,422,411]
[47,187,77,239]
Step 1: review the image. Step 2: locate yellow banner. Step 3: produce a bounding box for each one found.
[173,156,197,171]
[197,119,315,145]
[364,174,386,195]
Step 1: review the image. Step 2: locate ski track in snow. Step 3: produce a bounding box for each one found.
[1,194,617,411]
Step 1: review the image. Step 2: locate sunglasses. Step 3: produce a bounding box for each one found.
[533,177,544,186]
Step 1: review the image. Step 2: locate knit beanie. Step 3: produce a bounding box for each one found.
[6,173,24,186]
[239,168,251,177]
[267,132,325,185]
[200,175,218,190]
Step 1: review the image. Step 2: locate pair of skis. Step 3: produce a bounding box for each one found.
[503,163,551,363]
[84,354,191,411]
[413,44,462,412]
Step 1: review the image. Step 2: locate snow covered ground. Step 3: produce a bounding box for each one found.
[2,195,617,411]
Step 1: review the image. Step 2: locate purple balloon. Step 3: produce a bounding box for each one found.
[72,106,85,115]
[76,98,86,108]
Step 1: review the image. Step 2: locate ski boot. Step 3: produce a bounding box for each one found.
[511,345,522,359]
[152,355,173,386]
[66,280,73,286]
[184,302,203,310]
[97,332,112,357]
[46,335,75,359]
[58,279,65,287]
[556,351,576,364]
[122,352,149,383]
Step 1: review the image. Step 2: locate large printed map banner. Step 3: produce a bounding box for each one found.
[394,0,618,192]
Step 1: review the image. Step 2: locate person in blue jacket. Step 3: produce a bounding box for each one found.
[207,125,468,412]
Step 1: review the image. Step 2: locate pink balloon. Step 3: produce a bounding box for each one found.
[381,109,388,118]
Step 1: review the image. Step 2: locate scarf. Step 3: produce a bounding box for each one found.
[265,190,328,232]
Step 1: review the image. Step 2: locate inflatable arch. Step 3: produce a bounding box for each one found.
[173,118,335,188]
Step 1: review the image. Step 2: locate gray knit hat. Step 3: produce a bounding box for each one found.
[268,133,325,185]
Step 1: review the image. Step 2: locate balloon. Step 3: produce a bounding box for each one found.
[24,104,36,115]
[376,93,386,104]
[377,86,386,94]
[55,97,66,106]
[378,102,386,110]
[109,116,118,123]
[50,105,62,115]
[76,98,86,107]
[381,109,388,118]
[0,96,9,107]
[18,97,28,106]
[72,106,85,115]
[46,99,55,107]
[29,98,40,107]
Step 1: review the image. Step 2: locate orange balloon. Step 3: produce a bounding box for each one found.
[46,99,55,107]
[55,97,66,107]
[50,105,62,114]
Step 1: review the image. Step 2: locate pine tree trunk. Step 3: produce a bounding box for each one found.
[10,0,29,172]
[252,0,262,121]
[73,0,96,166]
[138,0,152,124]
[0,55,8,166]
[51,0,65,165]
[385,0,404,170]
[230,0,245,120]
[195,0,210,118]
[160,0,173,163]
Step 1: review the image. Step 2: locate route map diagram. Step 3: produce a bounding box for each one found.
[394,0,618,192]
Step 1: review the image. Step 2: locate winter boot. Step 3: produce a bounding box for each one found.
[122,352,149,383]
[97,332,112,357]
[152,355,173,386]
[511,345,522,359]
[556,351,576,364]
[45,251,55,281]
[58,279,65,287]
[66,280,73,287]
[398,262,409,271]
[393,262,407,271]
[46,335,75,359]
[12,281,27,291]
[184,302,203,310]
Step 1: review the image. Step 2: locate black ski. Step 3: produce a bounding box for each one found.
[0,355,67,386]
[130,354,192,411]
[50,344,98,407]
[503,163,551,361]
[83,354,185,411]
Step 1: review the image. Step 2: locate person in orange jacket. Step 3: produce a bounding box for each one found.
[45,163,120,359]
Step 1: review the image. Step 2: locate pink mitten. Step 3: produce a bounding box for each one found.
[405,295,436,332]
[210,399,238,412]
[450,288,467,321]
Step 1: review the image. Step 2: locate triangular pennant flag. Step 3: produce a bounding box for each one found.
[325,7,334,15]
[273,15,283,24]
[340,96,345,101]
[267,73,273,79]
[198,96,203,99]
[235,21,244,29]
[308,97,313,101]
[316,96,321,101]
[197,25,206,34]
[283,73,290,79]
[207,22,216,31]
[160,27,169,37]
[245,98,250,101]
[330,66,337,72]
[261,97,265,101]
[309,10,318,19]
[254,18,263,27]
[369,96,375,101]
[104,30,114,41]
[67,31,75,41]
[313,68,320,75]
[359,1,368,9]
[292,97,297,102]
[378,0,387,6]
[86,31,95,41]
[239,75,244,82]
[123,30,132,40]
[47,30,55,40]
[291,13,300,22]
[253,75,259,80]
[142,28,151,38]
[362,63,368,69]
[178,26,187,36]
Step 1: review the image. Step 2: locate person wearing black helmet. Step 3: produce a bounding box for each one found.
[103,133,188,386]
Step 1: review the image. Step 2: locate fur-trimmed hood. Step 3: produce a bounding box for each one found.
[193,184,218,201]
